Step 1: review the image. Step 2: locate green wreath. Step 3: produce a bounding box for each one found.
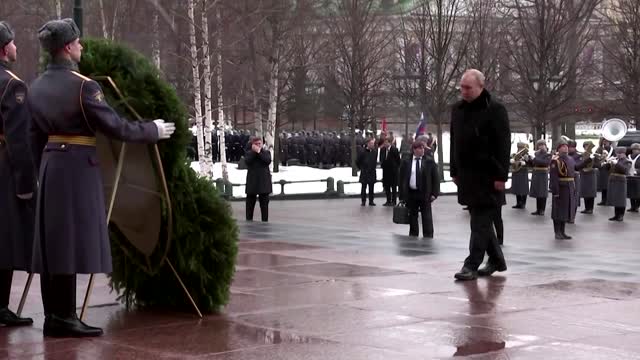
[78,38,238,313]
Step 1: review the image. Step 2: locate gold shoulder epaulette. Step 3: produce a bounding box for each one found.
[70,70,92,82]
[4,70,22,82]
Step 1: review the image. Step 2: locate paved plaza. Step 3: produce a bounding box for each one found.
[2,195,640,359]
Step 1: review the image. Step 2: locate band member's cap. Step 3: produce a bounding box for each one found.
[0,21,14,48]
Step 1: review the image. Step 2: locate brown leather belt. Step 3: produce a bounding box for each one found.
[48,135,96,146]
[559,178,575,182]
[533,167,549,172]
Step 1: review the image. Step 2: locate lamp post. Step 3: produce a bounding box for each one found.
[73,0,83,36]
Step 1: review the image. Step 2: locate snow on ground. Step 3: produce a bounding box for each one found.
[192,133,600,198]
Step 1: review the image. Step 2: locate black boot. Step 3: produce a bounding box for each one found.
[598,190,608,206]
[532,198,546,215]
[0,270,32,326]
[628,199,639,212]
[581,198,594,214]
[560,222,572,239]
[553,221,564,240]
[42,275,103,338]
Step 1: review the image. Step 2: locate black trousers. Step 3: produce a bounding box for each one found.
[40,273,76,318]
[0,269,12,308]
[464,206,506,271]
[361,183,374,204]
[384,185,397,204]
[583,197,595,211]
[514,195,527,207]
[599,190,608,204]
[246,194,269,221]
[614,206,626,219]
[407,189,433,237]
[536,198,547,212]
[492,206,504,245]
[630,199,640,210]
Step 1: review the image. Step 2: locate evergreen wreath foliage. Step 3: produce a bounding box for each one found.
[78,38,238,313]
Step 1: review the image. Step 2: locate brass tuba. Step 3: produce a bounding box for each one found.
[511,146,529,172]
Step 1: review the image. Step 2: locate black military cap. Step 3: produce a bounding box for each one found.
[556,138,569,150]
[631,143,640,151]
[37,18,80,54]
[535,139,547,148]
[615,146,627,154]
[0,21,14,48]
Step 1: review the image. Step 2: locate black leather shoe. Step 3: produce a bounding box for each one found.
[382,202,392,207]
[628,208,639,213]
[0,307,33,327]
[454,267,478,281]
[531,211,544,216]
[597,202,606,206]
[580,209,593,214]
[609,216,618,221]
[478,263,507,277]
[361,203,366,207]
[555,233,565,240]
[43,314,103,338]
[369,203,376,206]
[562,233,572,239]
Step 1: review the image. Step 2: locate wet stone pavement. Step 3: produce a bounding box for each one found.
[3,195,640,359]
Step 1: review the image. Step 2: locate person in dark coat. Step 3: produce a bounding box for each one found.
[596,138,613,205]
[528,140,551,215]
[510,142,530,209]
[567,139,587,223]
[550,139,577,239]
[400,141,440,238]
[380,137,401,206]
[628,143,640,212]
[29,19,175,338]
[450,69,509,281]
[0,21,36,327]
[607,146,632,221]
[579,141,598,214]
[357,137,378,206]
[245,137,272,221]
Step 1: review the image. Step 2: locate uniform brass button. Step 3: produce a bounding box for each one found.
[61,144,66,149]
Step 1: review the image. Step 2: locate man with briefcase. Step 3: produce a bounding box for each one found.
[398,141,440,238]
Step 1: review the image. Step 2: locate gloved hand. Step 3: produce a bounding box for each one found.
[510,159,515,164]
[153,119,176,140]
[17,193,33,200]
[520,161,526,166]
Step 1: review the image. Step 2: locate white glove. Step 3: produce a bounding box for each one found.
[520,161,526,166]
[17,193,33,200]
[510,159,515,164]
[153,119,176,140]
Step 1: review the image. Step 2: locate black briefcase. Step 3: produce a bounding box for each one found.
[393,202,410,224]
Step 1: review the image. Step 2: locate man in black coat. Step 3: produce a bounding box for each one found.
[400,141,440,238]
[357,137,378,206]
[450,69,509,281]
[380,137,401,206]
[245,137,272,221]
[0,21,36,327]
[29,19,175,337]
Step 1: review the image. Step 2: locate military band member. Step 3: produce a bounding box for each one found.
[579,141,598,214]
[549,139,576,239]
[607,147,632,221]
[596,138,613,205]
[28,19,175,337]
[528,139,551,215]
[567,140,587,222]
[510,142,530,209]
[0,21,36,327]
[628,143,640,212]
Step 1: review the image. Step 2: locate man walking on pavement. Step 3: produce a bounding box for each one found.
[450,69,510,281]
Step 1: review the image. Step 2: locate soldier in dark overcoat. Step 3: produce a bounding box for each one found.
[596,138,613,205]
[567,140,587,223]
[509,142,530,209]
[356,137,378,206]
[579,141,598,214]
[628,143,640,212]
[528,139,551,215]
[607,146,632,221]
[0,21,37,327]
[550,139,576,239]
[379,137,401,206]
[28,19,175,337]
[245,137,272,221]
